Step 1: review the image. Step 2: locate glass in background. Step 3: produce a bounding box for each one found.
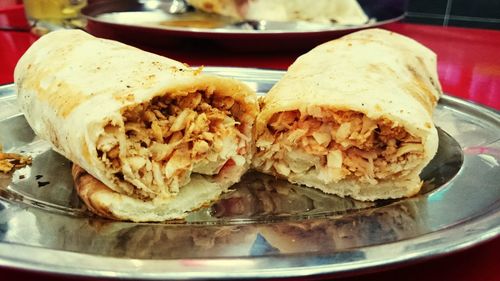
[23,0,87,34]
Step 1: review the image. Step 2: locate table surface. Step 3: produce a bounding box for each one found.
[0,4,499,281]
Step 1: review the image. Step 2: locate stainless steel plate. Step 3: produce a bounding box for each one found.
[82,0,407,51]
[0,67,499,279]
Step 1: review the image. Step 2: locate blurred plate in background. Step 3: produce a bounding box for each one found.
[82,0,408,51]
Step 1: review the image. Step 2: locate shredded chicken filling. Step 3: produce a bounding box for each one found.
[0,144,32,173]
[96,89,249,200]
[254,109,424,185]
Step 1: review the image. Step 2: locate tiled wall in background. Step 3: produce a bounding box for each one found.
[404,0,500,30]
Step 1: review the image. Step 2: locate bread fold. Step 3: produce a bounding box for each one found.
[253,29,442,201]
[15,30,258,221]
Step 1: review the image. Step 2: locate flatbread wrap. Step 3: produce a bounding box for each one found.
[15,30,259,221]
[186,0,369,25]
[253,29,442,201]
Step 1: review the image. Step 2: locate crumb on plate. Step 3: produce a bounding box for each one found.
[0,144,32,173]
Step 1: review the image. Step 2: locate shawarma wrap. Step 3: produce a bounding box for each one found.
[186,0,369,25]
[15,30,259,222]
[253,29,442,201]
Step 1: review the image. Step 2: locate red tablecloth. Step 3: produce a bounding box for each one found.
[0,4,499,281]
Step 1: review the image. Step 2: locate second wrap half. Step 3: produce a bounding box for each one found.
[253,29,442,201]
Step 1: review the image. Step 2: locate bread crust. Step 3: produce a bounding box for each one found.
[72,164,121,220]
[72,164,230,222]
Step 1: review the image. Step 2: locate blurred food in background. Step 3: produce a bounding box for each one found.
[186,0,369,25]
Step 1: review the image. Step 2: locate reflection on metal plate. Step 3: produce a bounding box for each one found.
[0,67,499,279]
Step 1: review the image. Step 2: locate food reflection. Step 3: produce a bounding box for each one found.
[17,200,423,258]
[0,169,424,259]
[0,204,259,259]
[210,172,377,219]
[87,223,259,258]
[257,203,422,254]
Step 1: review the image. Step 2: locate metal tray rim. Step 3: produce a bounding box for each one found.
[83,14,406,36]
[0,208,497,279]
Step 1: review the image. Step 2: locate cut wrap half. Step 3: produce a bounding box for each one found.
[253,29,442,201]
[15,30,259,222]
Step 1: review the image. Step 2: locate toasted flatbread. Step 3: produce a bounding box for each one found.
[72,164,228,222]
[16,30,259,221]
[253,29,442,201]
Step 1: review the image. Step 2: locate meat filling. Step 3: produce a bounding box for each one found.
[0,144,32,173]
[254,109,424,185]
[96,89,250,200]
